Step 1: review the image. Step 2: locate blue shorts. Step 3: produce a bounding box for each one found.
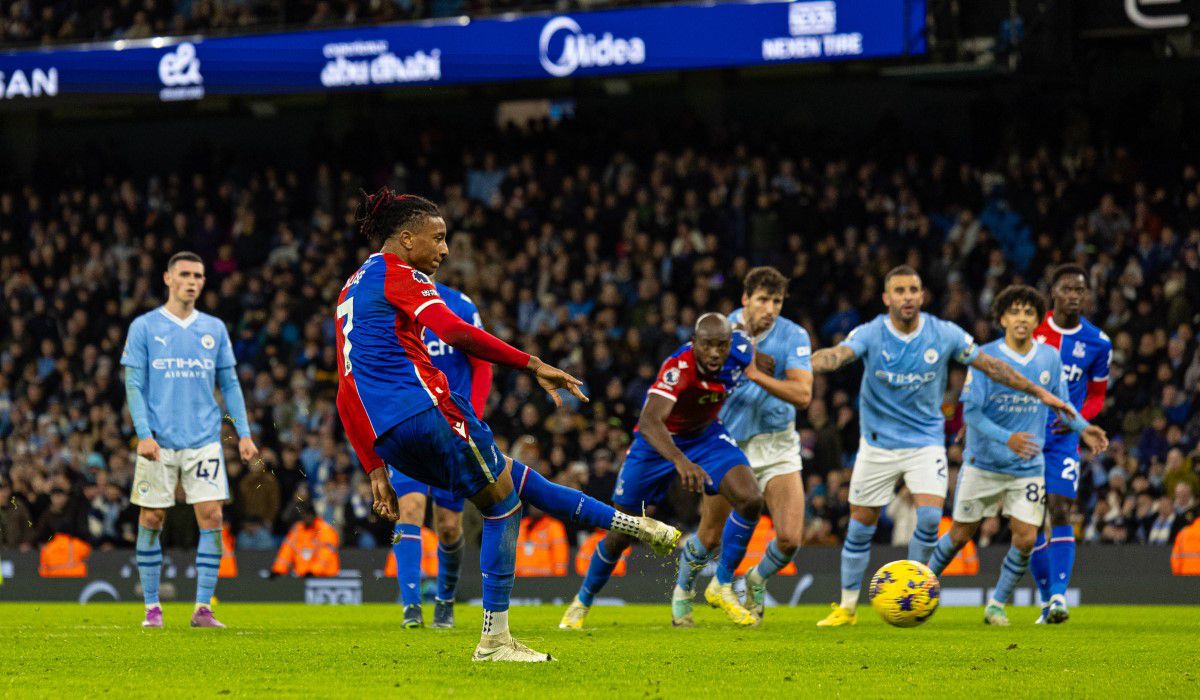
[613,421,748,510]
[1043,438,1081,499]
[388,466,464,513]
[375,392,504,501]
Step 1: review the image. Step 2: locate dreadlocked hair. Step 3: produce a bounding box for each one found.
[356,187,440,247]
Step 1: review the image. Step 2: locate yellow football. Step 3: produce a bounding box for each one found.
[868,559,941,627]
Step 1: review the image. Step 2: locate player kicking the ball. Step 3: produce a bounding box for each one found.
[336,188,680,662]
[672,267,812,625]
[927,285,1107,625]
[122,251,259,629]
[810,266,1073,627]
[562,313,764,630]
[390,281,491,630]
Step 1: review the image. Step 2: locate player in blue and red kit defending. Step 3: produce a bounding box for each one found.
[1029,264,1112,624]
[389,282,492,630]
[336,188,680,662]
[560,313,766,629]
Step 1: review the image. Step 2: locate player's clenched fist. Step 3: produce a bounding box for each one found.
[137,437,161,462]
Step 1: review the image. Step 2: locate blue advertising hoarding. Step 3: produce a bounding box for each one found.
[0,0,924,103]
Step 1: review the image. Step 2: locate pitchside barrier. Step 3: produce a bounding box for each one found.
[1,546,1195,605]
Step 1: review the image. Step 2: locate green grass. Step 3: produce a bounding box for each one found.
[1,603,1197,698]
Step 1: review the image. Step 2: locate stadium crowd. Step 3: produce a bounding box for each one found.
[0,0,657,46]
[1,117,1198,559]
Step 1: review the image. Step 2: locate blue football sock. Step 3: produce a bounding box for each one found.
[909,506,941,564]
[840,519,876,592]
[675,534,715,592]
[579,536,623,606]
[715,511,756,585]
[479,490,521,633]
[1029,531,1051,604]
[195,528,222,606]
[436,536,464,603]
[992,546,1031,605]
[393,523,423,606]
[927,533,960,576]
[1047,525,1076,598]
[754,539,793,580]
[512,460,614,529]
[136,525,162,608]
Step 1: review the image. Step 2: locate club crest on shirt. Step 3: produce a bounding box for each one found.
[201,333,215,350]
[413,270,432,285]
[1039,370,1051,385]
[663,368,681,386]
[924,348,939,364]
[1072,341,1086,358]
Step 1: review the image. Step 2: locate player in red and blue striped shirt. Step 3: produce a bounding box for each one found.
[1029,264,1112,624]
[335,188,681,662]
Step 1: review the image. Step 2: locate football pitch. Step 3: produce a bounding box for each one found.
[2,603,1196,698]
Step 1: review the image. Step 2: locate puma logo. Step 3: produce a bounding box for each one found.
[153,336,167,346]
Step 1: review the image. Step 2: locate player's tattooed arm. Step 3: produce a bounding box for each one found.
[810,345,857,374]
[968,353,1075,417]
[638,394,711,494]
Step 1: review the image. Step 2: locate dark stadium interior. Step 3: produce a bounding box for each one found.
[2,45,1198,558]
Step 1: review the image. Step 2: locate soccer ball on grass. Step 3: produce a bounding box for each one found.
[868,559,940,627]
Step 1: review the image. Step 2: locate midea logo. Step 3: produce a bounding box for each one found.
[538,16,645,78]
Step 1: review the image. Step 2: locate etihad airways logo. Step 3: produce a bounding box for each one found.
[538,16,645,78]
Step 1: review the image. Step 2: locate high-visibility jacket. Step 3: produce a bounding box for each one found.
[1171,519,1200,575]
[574,530,630,576]
[39,534,91,577]
[383,528,439,578]
[271,518,340,577]
[516,516,569,577]
[219,525,237,578]
[937,517,979,575]
[735,516,797,576]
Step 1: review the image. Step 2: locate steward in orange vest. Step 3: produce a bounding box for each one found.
[937,516,979,575]
[271,506,340,577]
[39,534,91,577]
[574,530,630,576]
[516,515,569,577]
[1171,519,1200,575]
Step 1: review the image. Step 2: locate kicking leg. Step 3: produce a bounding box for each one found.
[510,458,680,554]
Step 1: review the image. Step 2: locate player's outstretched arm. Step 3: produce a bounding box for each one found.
[420,303,586,406]
[638,394,710,493]
[810,345,857,374]
[968,353,1075,418]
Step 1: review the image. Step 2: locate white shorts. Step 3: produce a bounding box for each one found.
[849,438,947,507]
[740,430,803,491]
[952,465,1045,526]
[131,441,228,508]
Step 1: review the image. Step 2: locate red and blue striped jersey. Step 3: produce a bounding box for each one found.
[1035,312,1111,450]
[640,334,752,436]
[335,252,450,472]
